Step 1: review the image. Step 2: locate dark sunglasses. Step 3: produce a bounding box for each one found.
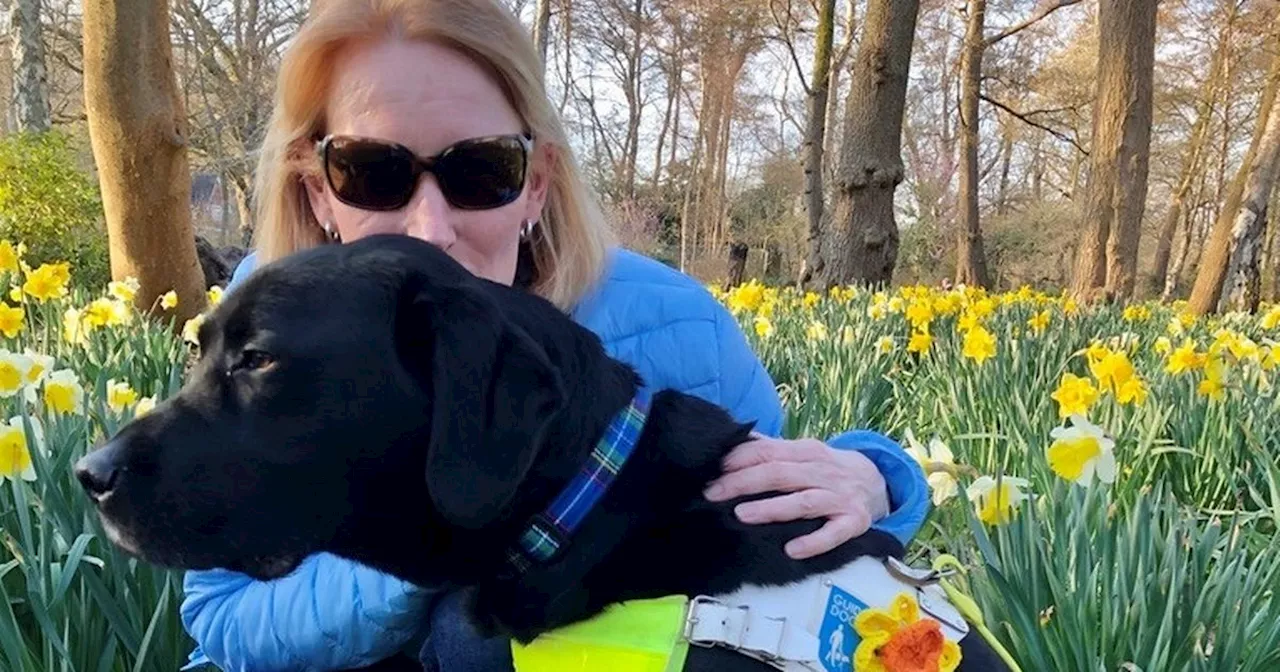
[315,133,533,211]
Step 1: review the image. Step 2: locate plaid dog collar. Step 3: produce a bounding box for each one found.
[506,387,653,573]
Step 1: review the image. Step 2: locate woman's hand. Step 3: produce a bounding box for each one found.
[703,433,891,560]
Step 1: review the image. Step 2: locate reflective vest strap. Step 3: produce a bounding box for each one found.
[511,595,692,672]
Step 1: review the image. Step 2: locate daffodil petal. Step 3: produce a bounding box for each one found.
[1096,449,1118,484]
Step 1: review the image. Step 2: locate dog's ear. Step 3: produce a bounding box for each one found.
[397,280,566,530]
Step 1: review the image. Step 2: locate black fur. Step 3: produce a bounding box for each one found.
[75,234,1007,671]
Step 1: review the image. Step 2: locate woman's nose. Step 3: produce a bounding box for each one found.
[403,178,457,247]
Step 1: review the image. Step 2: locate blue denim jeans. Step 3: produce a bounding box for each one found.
[416,589,514,672]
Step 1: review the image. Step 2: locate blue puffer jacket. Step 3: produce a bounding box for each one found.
[179,246,929,671]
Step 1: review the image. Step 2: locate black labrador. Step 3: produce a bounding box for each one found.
[74,234,1007,671]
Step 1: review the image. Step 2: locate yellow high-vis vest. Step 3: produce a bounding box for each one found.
[510,595,691,672]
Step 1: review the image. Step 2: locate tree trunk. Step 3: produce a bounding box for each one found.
[1219,81,1280,313]
[1070,0,1158,303]
[956,0,991,288]
[620,0,644,199]
[1149,2,1236,297]
[1261,191,1279,303]
[533,0,553,70]
[724,242,748,290]
[1189,18,1280,315]
[652,40,682,189]
[995,123,1014,216]
[818,0,920,289]
[801,0,837,289]
[83,0,208,323]
[230,176,254,247]
[9,0,51,132]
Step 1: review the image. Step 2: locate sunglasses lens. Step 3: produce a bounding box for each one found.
[435,136,528,209]
[324,138,418,210]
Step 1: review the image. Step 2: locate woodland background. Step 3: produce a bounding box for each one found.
[0,0,1278,321]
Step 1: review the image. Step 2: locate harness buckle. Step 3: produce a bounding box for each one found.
[682,595,726,648]
[884,556,957,587]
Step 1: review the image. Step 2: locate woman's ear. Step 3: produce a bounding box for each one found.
[522,141,557,223]
[301,171,337,229]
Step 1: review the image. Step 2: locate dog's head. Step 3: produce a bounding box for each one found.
[74,235,569,581]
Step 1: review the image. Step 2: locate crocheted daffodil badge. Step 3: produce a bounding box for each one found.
[853,592,961,672]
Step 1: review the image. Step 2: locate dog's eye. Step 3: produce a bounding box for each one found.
[238,349,276,372]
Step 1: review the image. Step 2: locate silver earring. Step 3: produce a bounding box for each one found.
[321,219,341,243]
[519,218,538,241]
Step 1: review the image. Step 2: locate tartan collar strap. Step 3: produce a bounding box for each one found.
[507,387,653,573]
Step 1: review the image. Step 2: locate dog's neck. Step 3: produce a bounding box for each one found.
[338,291,904,645]
[466,368,902,644]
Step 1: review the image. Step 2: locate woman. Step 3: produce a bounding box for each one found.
[178,0,928,670]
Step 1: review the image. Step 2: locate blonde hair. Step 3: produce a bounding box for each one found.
[251,0,614,310]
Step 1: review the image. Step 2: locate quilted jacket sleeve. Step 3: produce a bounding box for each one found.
[180,554,431,671]
[709,300,929,547]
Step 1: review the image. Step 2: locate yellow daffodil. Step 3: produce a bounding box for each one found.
[0,241,18,274]
[43,369,84,415]
[108,277,140,303]
[134,396,157,417]
[962,325,996,365]
[20,350,54,405]
[183,313,206,346]
[802,292,820,310]
[905,299,933,331]
[207,285,224,306]
[1115,377,1148,406]
[876,336,895,355]
[867,303,888,320]
[971,297,996,319]
[887,297,905,314]
[1264,342,1280,371]
[0,302,23,338]
[0,416,41,483]
[1154,336,1172,355]
[903,429,958,506]
[854,592,960,672]
[726,280,766,314]
[1122,304,1151,322]
[1263,305,1280,330]
[1198,355,1227,401]
[106,379,139,412]
[753,315,774,339]
[1027,310,1050,335]
[82,298,115,329]
[1165,339,1204,375]
[957,310,981,333]
[160,290,179,310]
[1051,372,1099,419]
[62,307,89,346]
[840,325,856,346]
[967,475,1031,526]
[7,287,20,303]
[22,262,71,302]
[806,321,829,342]
[1090,350,1136,396]
[1047,415,1117,486]
[907,329,932,355]
[0,350,30,398]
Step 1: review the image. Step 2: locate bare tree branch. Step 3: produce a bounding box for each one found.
[981,93,1088,155]
[768,0,811,94]
[984,0,1082,47]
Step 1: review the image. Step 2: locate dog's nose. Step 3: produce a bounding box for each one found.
[75,441,123,502]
